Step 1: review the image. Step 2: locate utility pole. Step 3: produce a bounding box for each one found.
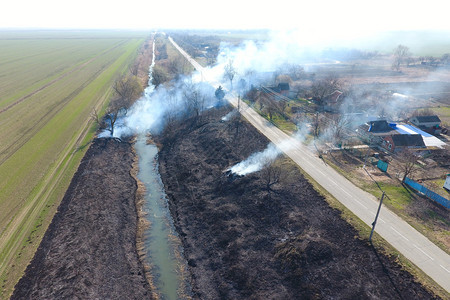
[369,192,385,243]
[238,95,241,112]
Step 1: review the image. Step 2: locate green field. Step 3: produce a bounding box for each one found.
[0,30,147,298]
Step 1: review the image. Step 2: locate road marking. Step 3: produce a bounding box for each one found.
[440,265,450,273]
[390,226,409,241]
[413,244,434,261]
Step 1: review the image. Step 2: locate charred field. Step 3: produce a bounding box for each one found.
[11,138,152,299]
[157,105,437,299]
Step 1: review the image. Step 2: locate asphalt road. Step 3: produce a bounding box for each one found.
[169,37,450,293]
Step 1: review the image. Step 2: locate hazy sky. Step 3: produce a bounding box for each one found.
[2,0,449,35]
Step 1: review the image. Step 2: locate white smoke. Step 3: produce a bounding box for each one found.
[228,143,280,176]
[228,140,296,176]
[221,109,237,121]
[109,76,221,138]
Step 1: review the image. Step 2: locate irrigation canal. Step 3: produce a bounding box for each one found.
[134,39,191,299]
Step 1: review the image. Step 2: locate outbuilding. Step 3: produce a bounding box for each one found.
[409,115,442,135]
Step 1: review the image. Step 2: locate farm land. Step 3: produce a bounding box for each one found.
[0,30,149,298]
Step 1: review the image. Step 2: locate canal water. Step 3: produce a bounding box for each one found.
[134,38,191,299]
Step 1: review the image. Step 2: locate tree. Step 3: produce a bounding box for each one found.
[310,73,342,108]
[151,65,169,87]
[113,75,143,104]
[223,59,237,90]
[411,108,435,117]
[93,75,143,137]
[330,113,352,145]
[183,82,205,120]
[260,159,290,199]
[168,55,189,77]
[392,45,411,72]
[215,85,225,101]
[397,149,420,182]
[312,112,321,138]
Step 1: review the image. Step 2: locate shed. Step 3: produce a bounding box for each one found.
[410,115,442,134]
[278,82,290,95]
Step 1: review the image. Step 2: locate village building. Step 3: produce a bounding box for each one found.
[382,134,426,153]
[323,90,343,112]
[409,115,442,135]
[266,82,290,97]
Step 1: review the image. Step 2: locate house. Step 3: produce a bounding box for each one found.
[266,83,290,97]
[409,115,442,135]
[382,134,426,152]
[357,119,396,145]
[368,120,392,133]
[323,90,343,112]
[277,82,290,96]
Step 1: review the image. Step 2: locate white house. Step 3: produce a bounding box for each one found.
[409,115,442,135]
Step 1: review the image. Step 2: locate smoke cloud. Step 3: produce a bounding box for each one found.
[227,139,298,176]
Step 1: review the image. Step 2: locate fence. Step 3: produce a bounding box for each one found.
[404,177,450,209]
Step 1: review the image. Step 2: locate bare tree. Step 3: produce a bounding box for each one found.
[223,59,237,90]
[287,64,306,80]
[183,82,206,121]
[113,75,143,104]
[312,112,321,138]
[331,113,352,145]
[262,98,277,121]
[260,159,290,199]
[392,45,411,72]
[151,65,169,87]
[397,149,420,182]
[93,75,143,137]
[163,92,180,135]
[411,108,435,117]
[129,63,139,76]
[311,73,342,108]
[168,55,189,77]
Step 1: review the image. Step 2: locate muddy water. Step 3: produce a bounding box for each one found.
[135,136,190,299]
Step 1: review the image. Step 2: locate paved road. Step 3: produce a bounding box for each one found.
[169,37,450,292]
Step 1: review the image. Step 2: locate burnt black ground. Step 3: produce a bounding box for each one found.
[157,106,437,300]
[11,138,152,299]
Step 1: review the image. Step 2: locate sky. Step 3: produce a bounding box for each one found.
[1,0,449,35]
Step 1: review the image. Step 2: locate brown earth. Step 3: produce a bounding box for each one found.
[11,138,152,299]
[157,106,438,299]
